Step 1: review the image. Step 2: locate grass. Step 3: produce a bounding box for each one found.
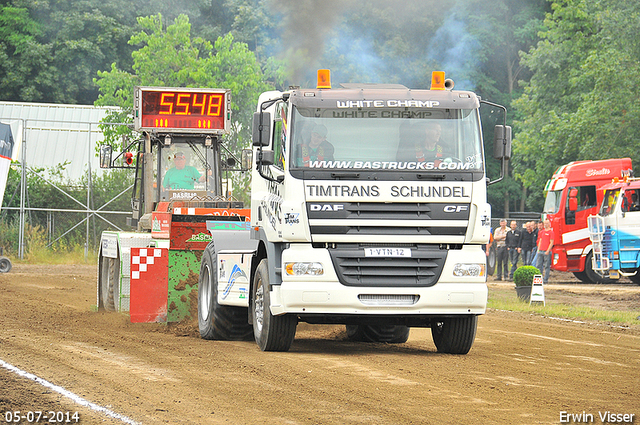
[4,244,98,265]
[488,285,640,325]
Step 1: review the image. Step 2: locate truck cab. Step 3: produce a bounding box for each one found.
[242,70,511,353]
[543,158,632,283]
[589,178,640,284]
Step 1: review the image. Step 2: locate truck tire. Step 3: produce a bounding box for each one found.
[345,325,410,343]
[628,271,640,285]
[431,315,478,354]
[99,255,117,311]
[486,244,496,276]
[198,244,253,340]
[583,252,612,284]
[572,271,590,283]
[0,256,12,273]
[251,259,297,351]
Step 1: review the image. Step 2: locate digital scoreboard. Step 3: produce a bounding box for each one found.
[134,87,231,134]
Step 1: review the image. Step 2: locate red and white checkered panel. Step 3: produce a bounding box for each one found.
[131,248,164,280]
[130,247,168,323]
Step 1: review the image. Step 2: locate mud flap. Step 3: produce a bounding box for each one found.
[130,247,169,323]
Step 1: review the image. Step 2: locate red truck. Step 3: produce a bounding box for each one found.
[543,158,632,283]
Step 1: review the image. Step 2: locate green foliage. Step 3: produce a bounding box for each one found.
[513,265,541,287]
[0,215,19,255]
[0,5,46,101]
[513,0,640,211]
[1,165,134,253]
[0,1,136,104]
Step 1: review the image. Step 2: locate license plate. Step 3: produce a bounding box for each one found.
[364,248,412,257]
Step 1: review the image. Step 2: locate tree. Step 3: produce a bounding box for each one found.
[0,5,50,101]
[513,0,640,211]
[0,1,137,104]
[94,14,272,200]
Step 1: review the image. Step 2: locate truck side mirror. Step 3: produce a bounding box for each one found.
[259,149,275,166]
[568,188,578,212]
[252,112,271,147]
[494,125,512,160]
[100,145,112,168]
[241,149,253,171]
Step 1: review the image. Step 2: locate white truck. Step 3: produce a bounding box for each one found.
[198,70,512,354]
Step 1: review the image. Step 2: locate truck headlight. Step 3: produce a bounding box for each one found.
[285,262,324,276]
[453,263,485,277]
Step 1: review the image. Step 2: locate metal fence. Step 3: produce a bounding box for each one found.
[0,116,132,260]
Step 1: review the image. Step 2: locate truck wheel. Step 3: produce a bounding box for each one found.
[99,255,117,311]
[487,244,496,276]
[572,271,590,283]
[0,256,12,273]
[584,252,612,284]
[628,271,640,285]
[431,315,478,354]
[345,325,410,343]
[251,259,297,351]
[198,244,252,340]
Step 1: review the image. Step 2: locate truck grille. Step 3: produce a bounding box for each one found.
[307,202,469,238]
[328,244,447,287]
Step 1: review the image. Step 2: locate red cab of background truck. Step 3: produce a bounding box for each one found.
[543,158,632,283]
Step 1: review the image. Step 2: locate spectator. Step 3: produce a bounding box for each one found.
[493,219,508,280]
[520,221,538,266]
[506,220,523,280]
[532,220,544,267]
[536,219,555,283]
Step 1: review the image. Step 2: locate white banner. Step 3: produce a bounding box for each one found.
[0,123,15,209]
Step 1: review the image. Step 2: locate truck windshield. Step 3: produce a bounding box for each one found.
[159,141,215,201]
[288,106,483,172]
[543,190,563,214]
[600,189,620,216]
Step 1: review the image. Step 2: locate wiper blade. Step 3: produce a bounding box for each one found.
[331,172,361,179]
[417,173,446,180]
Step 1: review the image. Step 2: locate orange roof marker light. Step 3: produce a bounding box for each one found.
[317,69,331,89]
[430,71,446,90]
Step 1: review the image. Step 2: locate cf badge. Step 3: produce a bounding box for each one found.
[444,205,469,213]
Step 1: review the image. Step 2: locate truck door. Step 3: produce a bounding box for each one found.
[565,185,597,225]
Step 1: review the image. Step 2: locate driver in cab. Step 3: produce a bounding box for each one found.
[295,124,335,167]
[415,122,446,165]
[162,151,205,190]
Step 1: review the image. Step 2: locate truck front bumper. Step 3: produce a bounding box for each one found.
[270,244,488,316]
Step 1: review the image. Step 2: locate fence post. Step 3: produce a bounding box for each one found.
[18,120,26,260]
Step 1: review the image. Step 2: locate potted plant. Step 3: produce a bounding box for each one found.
[513,265,541,302]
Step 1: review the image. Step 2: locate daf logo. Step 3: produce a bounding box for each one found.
[310,204,344,212]
[444,205,469,213]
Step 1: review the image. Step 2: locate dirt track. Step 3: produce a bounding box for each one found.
[1,265,639,424]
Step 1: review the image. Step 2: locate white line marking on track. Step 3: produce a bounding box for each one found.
[0,358,140,425]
